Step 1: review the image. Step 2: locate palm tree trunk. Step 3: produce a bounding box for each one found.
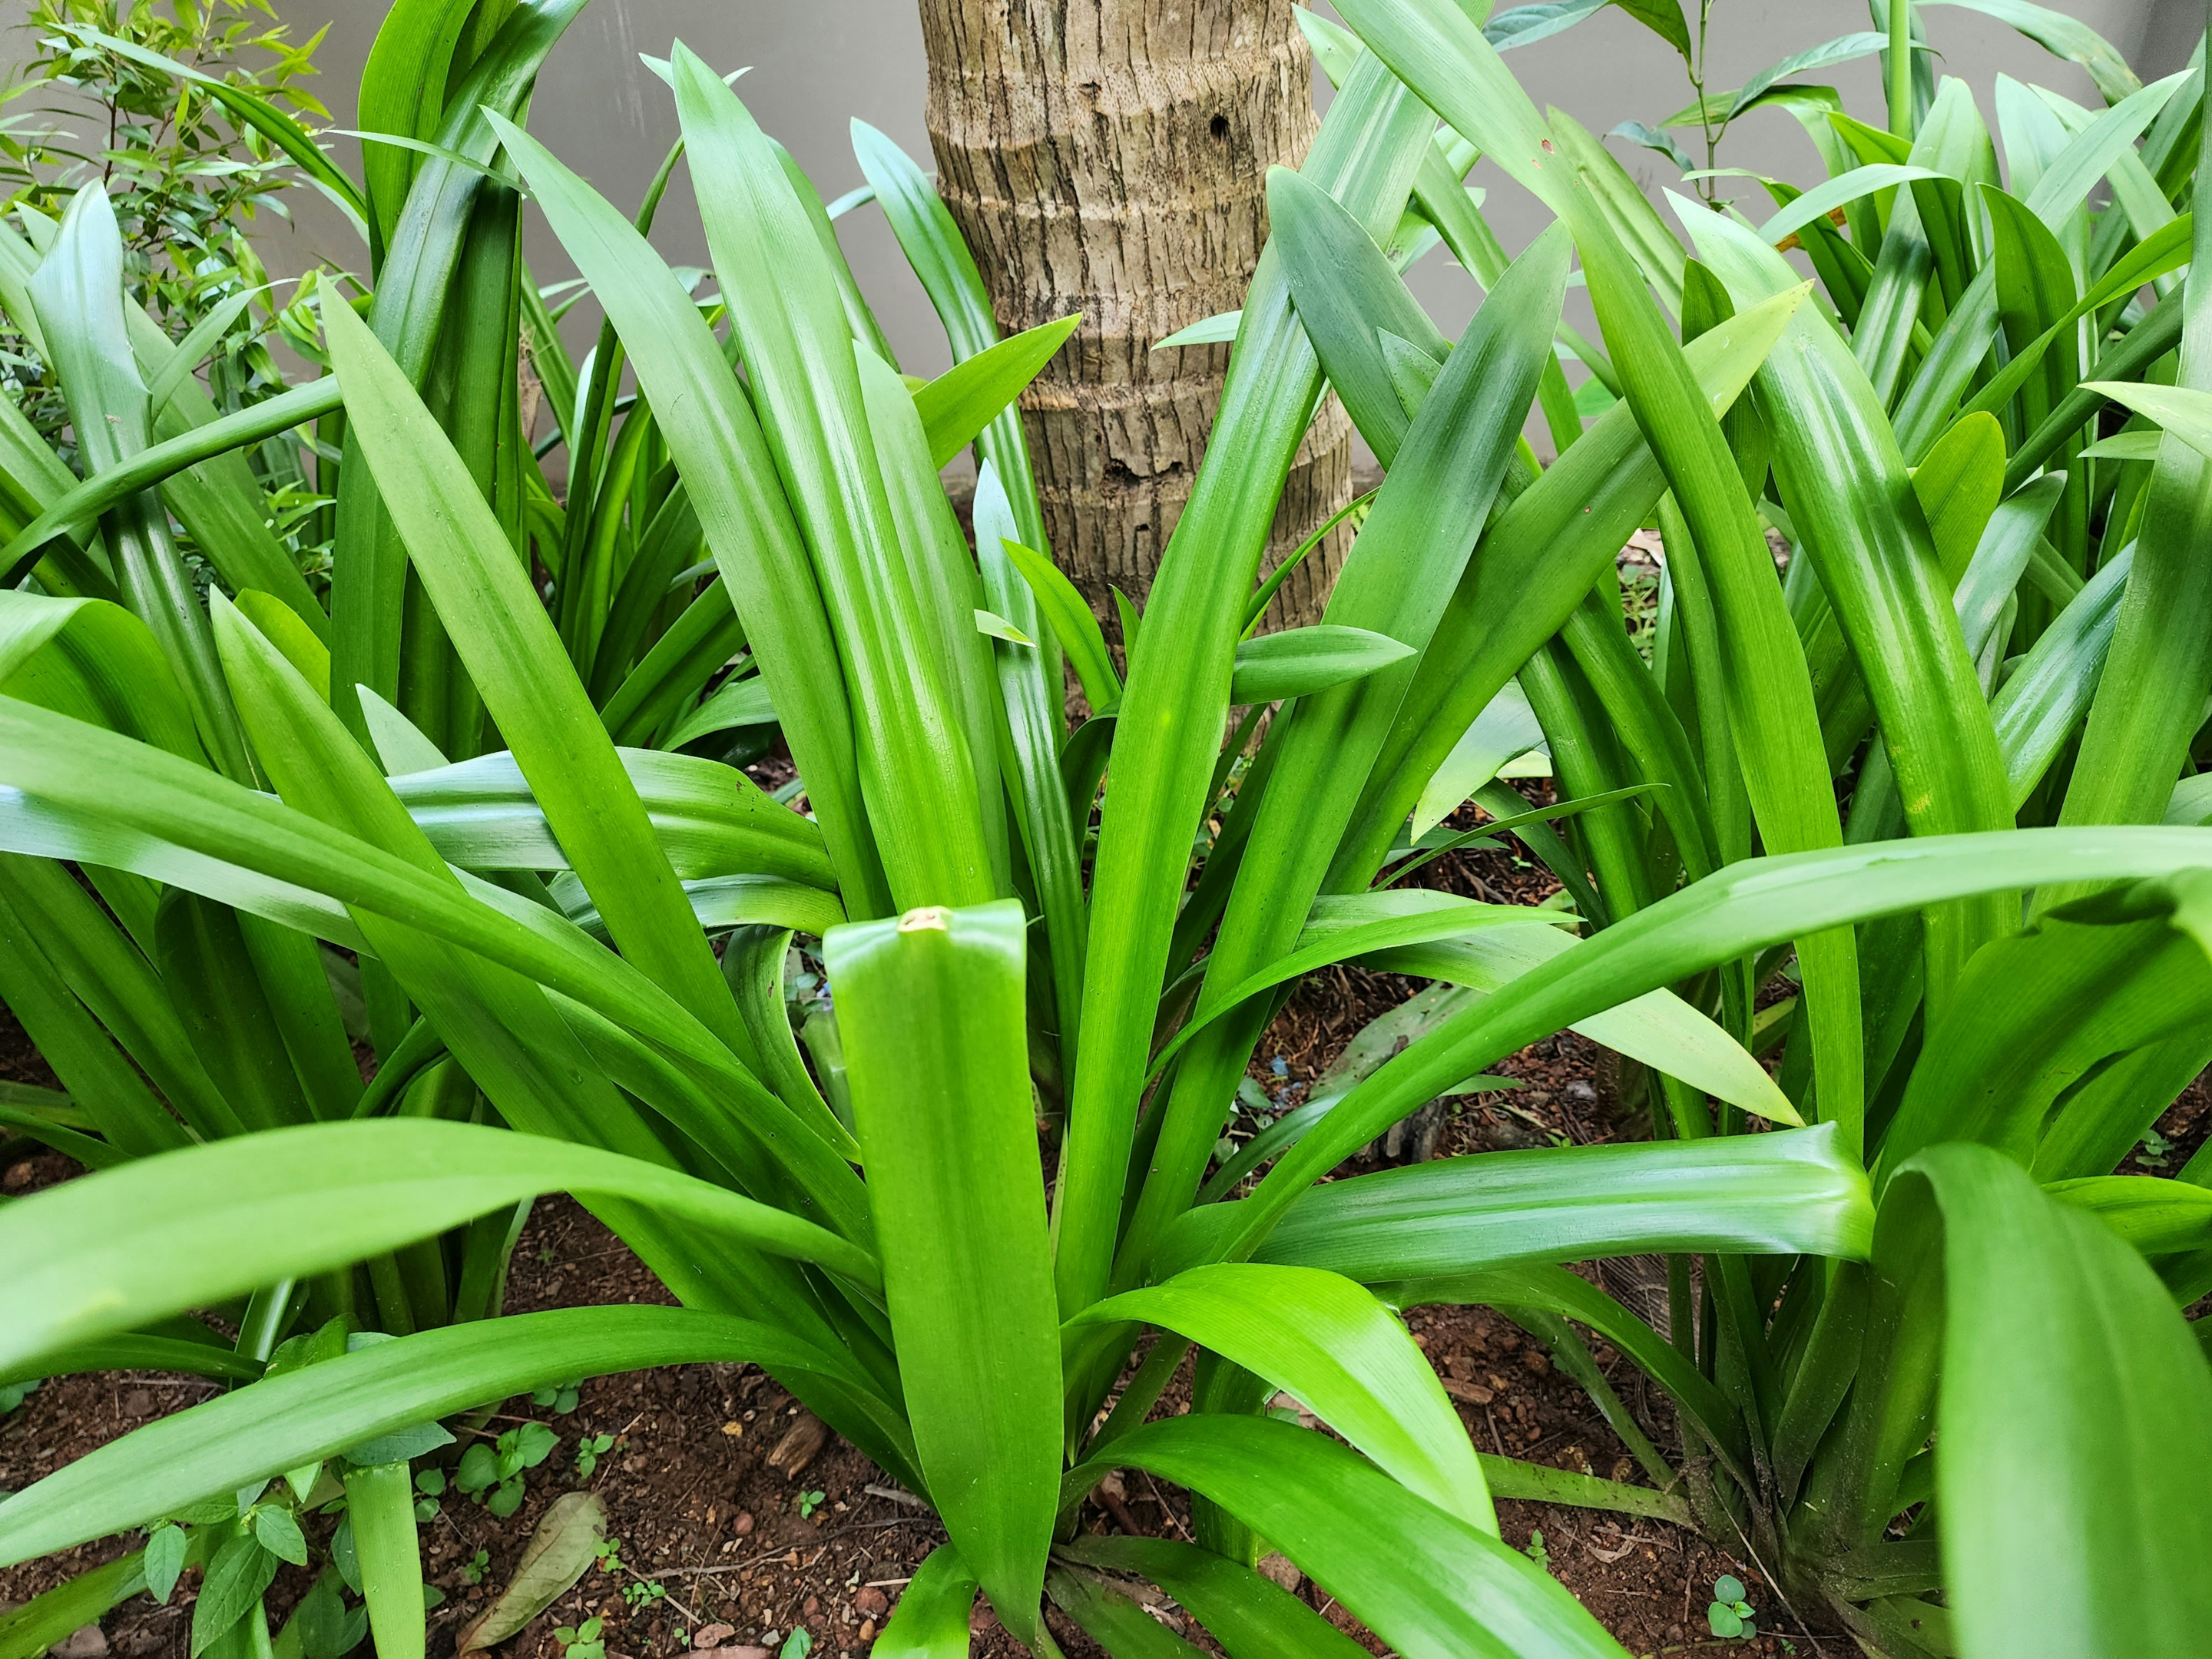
[916,0,1353,633]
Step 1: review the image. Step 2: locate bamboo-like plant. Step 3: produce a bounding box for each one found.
[0,2,2209,1656]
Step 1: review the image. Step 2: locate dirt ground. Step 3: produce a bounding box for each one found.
[5,818,2207,1658]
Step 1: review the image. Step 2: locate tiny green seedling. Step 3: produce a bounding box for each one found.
[2136,1128,2174,1169]
[796,1488,826,1519]
[575,1432,617,1479]
[455,1422,560,1518]
[412,1465,445,1522]
[1707,1575,1757,1640]
[459,1548,489,1587]
[624,1578,669,1608]
[532,1379,583,1415]
[1523,1530,1549,1571]
[553,1616,606,1659]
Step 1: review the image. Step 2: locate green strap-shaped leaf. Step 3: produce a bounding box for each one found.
[1485,1,1610,53]
[1144,894,1568,1083]
[343,1462,423,1659]
[1369,919,1797,1124]
[1343,286,1803,879]
[1868,1145,2212,1653]
[0,1306,874,1571]
[0,697,864,1197]
[1270,164,1448,465]
[1752,164,1941,245]
[1990,544,2131,810]
[1057,1539,1363,1654]
[667,48,995,912]
[0,881,190,1158]
[30,186,253,781]
[1230,1123,1870,1283]
[853,344,1013,895]
[1001,535,1120,709]
[0,1336,262,1391]
[0,210,290,625]
[0,1545,171,1659]
[972,465,1089,1071]
[1083,1263,1494,1532]
[2080,380,2212,465]
[0,379,341,589]
[869,1543,979,1658]
[1227,624,1417,705]
[1410,683,1544,839]
[1047,1568,1207,1657]
[218,520,866,1191]
[849,120,1055,579]
[357,0,477,260]
[0,1118,879,1371]
[826,902,1058,1641]
[1877,911,2212,1187]
[389,746,834,889]
[1052,51,1434,1323]
[1954,214,2192,443]
[1058,1535,1368,1657]
[1376,1263,1749,1480]
[330,0,590,737]
[1677,201,2014,1023]
[1117,217,1571,1316]
[1334,2,1869,1141]
[2050,102,2212,911]
[0,853,237,1141]
[657,674,777,751]
[1922,0,2142,106]
[1067,1416,1630,1659]
[323,279,750,1058]
[491,116,889,919]
[912,316,1081,469]
[2048,1174,2212,1257]
[1215,827,2212,1263]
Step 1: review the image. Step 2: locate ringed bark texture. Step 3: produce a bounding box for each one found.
[917,0,1354,632]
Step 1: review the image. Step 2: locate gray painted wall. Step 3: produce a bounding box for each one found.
[5,0,2196,440]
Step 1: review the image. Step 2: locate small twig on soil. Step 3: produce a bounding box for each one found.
[654,1584,703,1624]
[810,1516,938,1543]
[864,1578,913,1588]
[863,1483,929,1512]
[1485,1408,1508,1458]
[1144,1472,1194,1543]
[1097,1492,1147,1537]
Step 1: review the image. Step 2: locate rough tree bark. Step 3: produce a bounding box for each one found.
[916,0,1354,631]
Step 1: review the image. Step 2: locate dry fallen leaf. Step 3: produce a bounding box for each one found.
[453,1490,608,1655]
